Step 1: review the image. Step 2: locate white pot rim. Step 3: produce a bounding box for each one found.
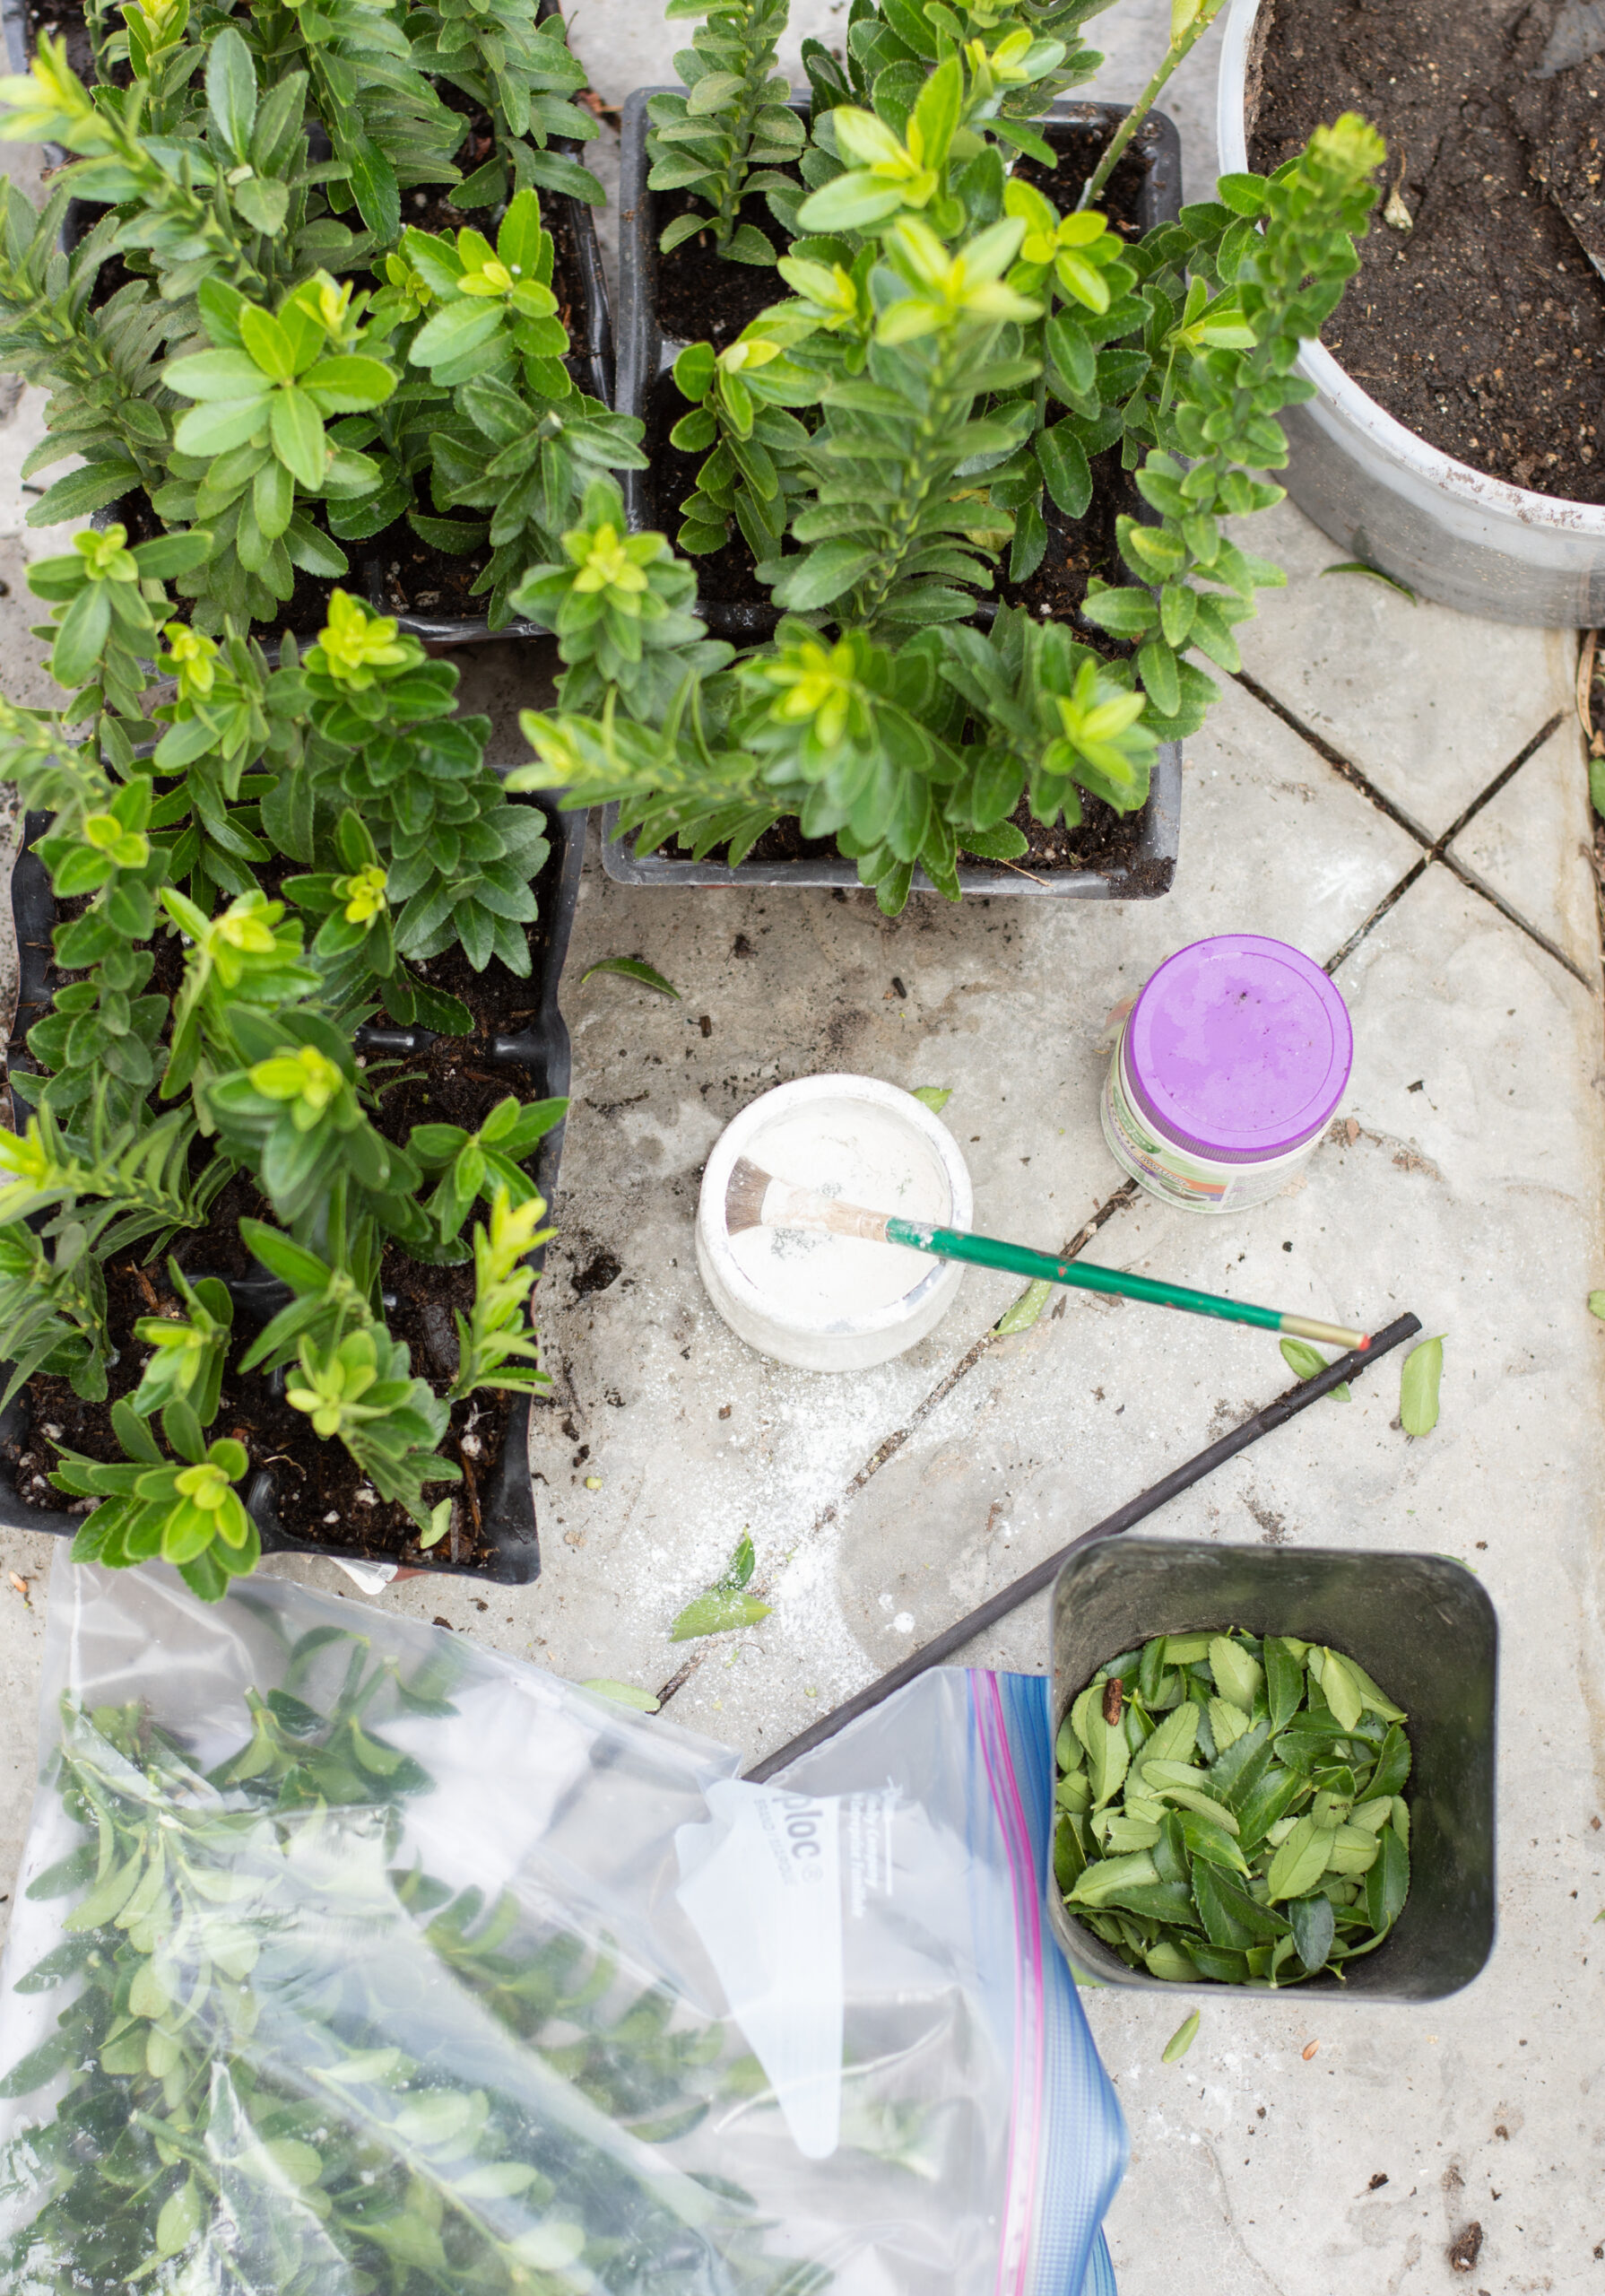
[697,1074,973,1340]
[1217,0,1605,540]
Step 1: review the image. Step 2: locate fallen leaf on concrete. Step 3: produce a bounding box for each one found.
[1302,2039,1320,2060]
[1161,2012,1200,2063]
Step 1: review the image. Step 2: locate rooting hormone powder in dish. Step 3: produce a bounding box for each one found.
[697,1076,974,1372]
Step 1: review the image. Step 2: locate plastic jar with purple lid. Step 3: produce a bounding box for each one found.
[1101,935,1353,1213]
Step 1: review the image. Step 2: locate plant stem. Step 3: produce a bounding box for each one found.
[1078,0,1228,212]
[849,332,965,629]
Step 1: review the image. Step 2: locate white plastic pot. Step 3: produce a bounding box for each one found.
[696,1075,973,1373]
[1218,0,1605,628]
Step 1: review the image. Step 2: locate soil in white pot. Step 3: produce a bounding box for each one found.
[1248,0,1605,506]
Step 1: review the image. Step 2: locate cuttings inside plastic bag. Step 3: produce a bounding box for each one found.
[0,1626,823,2296]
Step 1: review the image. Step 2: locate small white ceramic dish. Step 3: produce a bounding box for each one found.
[696,1075,975,1372]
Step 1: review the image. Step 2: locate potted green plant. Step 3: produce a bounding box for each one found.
[508,0,1384,911]
[0,545,578,1590]
[0,0,631,639]
[1218,0,1605,625]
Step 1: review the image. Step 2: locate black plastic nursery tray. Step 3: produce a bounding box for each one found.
[606,91,1184,900]
[2,0,613,648]
[0,799,585,1585]
[1047,1537,1498,2001]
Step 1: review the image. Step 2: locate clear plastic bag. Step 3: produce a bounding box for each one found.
[0,1556,1125,2295]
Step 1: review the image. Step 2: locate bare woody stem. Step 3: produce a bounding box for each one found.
[1078,0,1229,212]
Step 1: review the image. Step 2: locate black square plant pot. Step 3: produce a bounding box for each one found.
[604,90,1183,900]
[0,798,584,1586]
[1047,1536,1497,2000]
[2,0,613,648]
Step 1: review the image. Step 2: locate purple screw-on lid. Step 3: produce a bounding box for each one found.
[1125,935,1353,1163]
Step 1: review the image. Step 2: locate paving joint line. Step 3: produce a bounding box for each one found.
[1232,671,1433,848]
[1234,674,1575,979]
[652,1179,1139,1714]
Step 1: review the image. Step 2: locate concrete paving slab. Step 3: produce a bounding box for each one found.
[1232,499,1577,841]
[734,861,1605,2296]
[1447,716,1601,985]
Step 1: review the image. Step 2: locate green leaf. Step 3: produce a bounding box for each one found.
[1209,1635,1262,1712]
[1318,1649,1365,1732]
[1320,561,1417,602]
[1363,1824,1410,1930]
[1138,1701,1200,1773]
[1036,421,1092,519]
[205,26,256,161]
[1279,1335,1349,1400]
[1161,2009,1200,2062]
[1265,1813,1332,1902]
[1264,1639,1305,1735]
[1288,1890,1335,1973]
[910,1086,951,1112]
[1084,1707,1130,1808]
[993,1278,1052,1335]
[25,1843,98,1900]
[270,389,325,491]
[578,956,681,998]
[668,1588,772,1641]
[582,1679,662,1712]
[1399,1335,1443,1436]
[1589,1291,1605,1318]
[716,1530,756,1590]
[1067,1848,1158,1905]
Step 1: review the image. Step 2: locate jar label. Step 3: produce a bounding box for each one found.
[1101,1038,1304,1213]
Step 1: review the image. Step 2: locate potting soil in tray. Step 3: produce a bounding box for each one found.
[5,1252,511,1570]
[4,831,568,1570]
[643,127,1159,879]
[1248,0,1605,504]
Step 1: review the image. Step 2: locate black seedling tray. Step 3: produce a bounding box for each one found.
[605,91,1184,900]
[0,796,584,1585]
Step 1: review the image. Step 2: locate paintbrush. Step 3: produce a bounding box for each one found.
[724,1159,1370,1352]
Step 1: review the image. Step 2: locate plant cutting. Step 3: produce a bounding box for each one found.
[0,0,630,633]
[512,0,1384,908]
[1054,1627,1413,1985]
[0,1571,1133,2296]
[0,547,572,1590]
[1218,0,1605,623]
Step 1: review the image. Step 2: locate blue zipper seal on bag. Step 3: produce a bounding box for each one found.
[971,1672,1128,2296]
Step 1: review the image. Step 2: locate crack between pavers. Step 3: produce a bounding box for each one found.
[651,1179,1139,1713]
[1235,676,1577,981]
[1234,670,1436,848]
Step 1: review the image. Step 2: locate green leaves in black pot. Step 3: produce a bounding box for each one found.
[1054,1627,1411,1986]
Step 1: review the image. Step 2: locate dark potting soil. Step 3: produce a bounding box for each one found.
[5,1256,510,1568]
[1248,0,1605,504]
[25,0,93,77]
[6,819,566,1562]
[654,787,1150,881]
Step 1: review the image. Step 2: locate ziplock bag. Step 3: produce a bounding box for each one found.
[0,1555,1126,2295]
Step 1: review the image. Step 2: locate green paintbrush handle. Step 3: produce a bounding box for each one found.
[882,1217,1365,1347]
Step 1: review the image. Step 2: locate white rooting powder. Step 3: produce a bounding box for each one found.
[725,1100,951,1321]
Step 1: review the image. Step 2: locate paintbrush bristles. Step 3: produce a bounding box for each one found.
[724,1158,776,1238]
[724,1160,892,1244]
